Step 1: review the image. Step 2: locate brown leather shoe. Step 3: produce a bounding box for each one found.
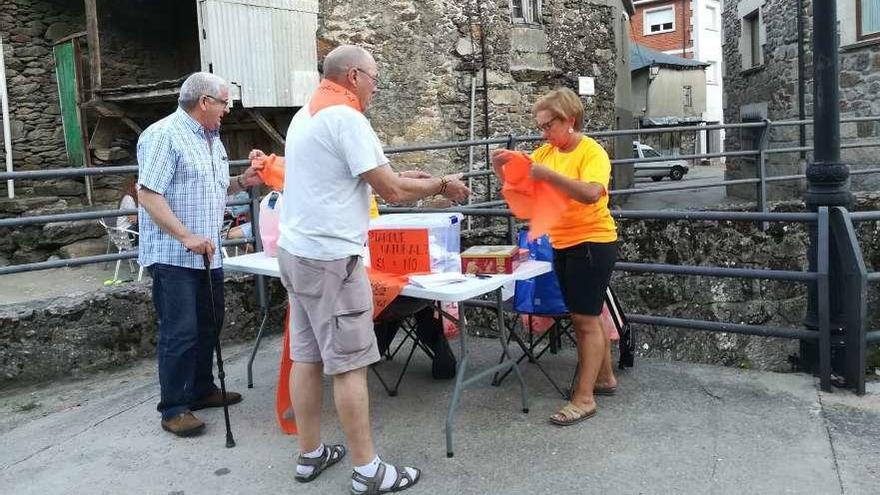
[161,411,205,437]
[190,391,243,411]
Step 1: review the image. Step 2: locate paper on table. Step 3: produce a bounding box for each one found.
[408,272,468,289]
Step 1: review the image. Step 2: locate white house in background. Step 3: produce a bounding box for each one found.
[631,0,725,159]
[691,0,725,158]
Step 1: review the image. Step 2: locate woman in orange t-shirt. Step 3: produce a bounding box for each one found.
[492,87,618,426]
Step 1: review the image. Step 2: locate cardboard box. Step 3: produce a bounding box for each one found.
[461,245,527,274]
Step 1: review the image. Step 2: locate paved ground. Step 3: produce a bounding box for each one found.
[622,162,743,211]
[0,263,140,306]
[2,333,878,495]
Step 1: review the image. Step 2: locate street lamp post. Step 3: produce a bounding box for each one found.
[802,0,852,373]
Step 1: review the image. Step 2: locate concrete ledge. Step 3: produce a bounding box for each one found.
[0,275,288,388]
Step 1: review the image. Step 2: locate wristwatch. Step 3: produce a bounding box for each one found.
[236,175,246,189]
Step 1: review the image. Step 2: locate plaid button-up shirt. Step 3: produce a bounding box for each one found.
[137,108,229,269]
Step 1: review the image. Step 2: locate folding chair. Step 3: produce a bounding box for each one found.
[98,217,143,282]
[370,297,437,396]
[491,306,577,398]
[494,285,635,399]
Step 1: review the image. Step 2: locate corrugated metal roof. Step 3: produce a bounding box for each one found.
[198,0,319,107]
[630,43,709,72]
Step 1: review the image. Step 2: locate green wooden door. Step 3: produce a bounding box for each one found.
[53,41,85,168]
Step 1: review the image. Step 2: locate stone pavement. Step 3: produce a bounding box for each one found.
[1,333,878,495]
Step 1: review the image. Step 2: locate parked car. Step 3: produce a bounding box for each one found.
[632,142,689,181]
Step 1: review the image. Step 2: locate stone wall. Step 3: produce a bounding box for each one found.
[0,275,289,386]
[316,0,619,180]
[4,194,880,388]
[0,0,84,175]
[723,0,880,201]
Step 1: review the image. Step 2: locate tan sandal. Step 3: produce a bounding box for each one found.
[594,385,617,396]
[550,402,596,426]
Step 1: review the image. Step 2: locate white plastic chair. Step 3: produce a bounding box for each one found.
[98,217,143,282]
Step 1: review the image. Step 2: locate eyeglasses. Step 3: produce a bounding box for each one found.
[203,94,230,107]
[536,116,560,132]
[354,67,380,86]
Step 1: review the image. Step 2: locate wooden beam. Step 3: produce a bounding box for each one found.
[84,0,101,93]
[247,109,285,147]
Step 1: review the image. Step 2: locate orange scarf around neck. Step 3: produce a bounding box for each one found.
[254,80,363,190]
[309,79,363,115]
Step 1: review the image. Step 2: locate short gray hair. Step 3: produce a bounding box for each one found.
[178,72,228,110]
[322,45,373,81]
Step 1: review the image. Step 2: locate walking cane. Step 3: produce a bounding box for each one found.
[203,253,236,448]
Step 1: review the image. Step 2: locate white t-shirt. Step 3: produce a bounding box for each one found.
[278,105,388,260]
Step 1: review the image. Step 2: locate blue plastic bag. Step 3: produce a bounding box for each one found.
[513,230,568,315]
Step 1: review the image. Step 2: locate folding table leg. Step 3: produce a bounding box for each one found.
[445,308,469,458]
[246,308,269,389]
[494,289,529,415]
[247,275,269,388]
[445,290,529,457]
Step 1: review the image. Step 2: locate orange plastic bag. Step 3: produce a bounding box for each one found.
[600,302,620,341]
[498,150,568,240]
[253,154,285,191]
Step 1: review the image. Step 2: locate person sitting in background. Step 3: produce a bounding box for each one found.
[226,191,253,253]
[118,178,139,244]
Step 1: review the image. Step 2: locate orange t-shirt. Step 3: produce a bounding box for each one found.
[531,137,617,248]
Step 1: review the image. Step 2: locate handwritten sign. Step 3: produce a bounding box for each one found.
[367,268,408,318]
[368,228,430,275]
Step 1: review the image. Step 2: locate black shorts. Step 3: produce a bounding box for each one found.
[552,241,618,316]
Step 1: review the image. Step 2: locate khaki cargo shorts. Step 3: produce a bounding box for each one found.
[278,248,380,375]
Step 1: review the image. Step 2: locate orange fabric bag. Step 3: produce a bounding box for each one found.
[275,305,298,434]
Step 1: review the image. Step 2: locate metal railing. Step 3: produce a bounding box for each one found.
[2,118,879,393]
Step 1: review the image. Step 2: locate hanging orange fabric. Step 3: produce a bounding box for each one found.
[366,268,409,319]
[497,150,569,241]
[275,305,298,434]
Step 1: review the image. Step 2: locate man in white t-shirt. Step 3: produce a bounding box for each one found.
[277,45,469,493]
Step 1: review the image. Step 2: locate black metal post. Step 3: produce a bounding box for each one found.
[802,0,852,373]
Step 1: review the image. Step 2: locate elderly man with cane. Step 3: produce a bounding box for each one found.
[137,72,263,438]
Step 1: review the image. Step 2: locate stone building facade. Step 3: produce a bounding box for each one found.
[0,0,635,264]
[316,0,634,180]
[723,0,880,200]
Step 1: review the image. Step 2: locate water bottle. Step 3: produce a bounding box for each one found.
[259,191,282,257]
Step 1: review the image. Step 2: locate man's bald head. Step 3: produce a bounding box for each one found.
[322,45,375,82]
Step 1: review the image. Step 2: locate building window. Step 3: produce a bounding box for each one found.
[705,3,719,31]
[644,6,675,35]
[743,10,762,69]
[858,0,880,40]
[682,86,693,108]
[511,0,542,24]
[706,61,718,84]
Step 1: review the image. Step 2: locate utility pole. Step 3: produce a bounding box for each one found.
[803,0,852,372]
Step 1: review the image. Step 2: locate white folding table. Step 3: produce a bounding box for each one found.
[223,251,551,457]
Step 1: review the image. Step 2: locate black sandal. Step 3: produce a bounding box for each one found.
[350,462,422,494]
[294,444,346,483]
